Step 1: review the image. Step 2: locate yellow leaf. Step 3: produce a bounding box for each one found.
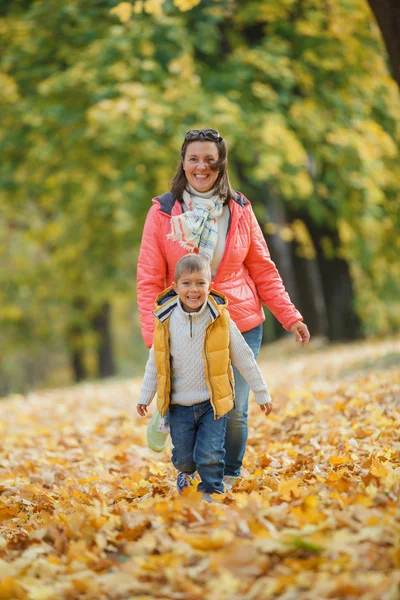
[370,457,389,478]
[22,585,54,600]
[278,478,302,500]
[183,529,234,550]
[144,0,164,15]
[329,456,351,466]
[110,2,133,23]
[173,0,201,11]
[0,578,27,600]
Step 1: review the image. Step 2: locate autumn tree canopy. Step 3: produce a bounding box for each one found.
[1,0,399,390]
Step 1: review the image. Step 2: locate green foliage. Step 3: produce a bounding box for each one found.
[0,0,399,391]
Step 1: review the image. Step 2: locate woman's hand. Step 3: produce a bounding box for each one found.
[137,404,148,417]
[290,321,310,346]
[259,402,273,416]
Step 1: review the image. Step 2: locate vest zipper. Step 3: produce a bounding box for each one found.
[162,322,169,416]
[204,320,218,419]
[189,314,192,338]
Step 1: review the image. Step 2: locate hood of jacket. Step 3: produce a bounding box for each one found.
[153,286,228,324]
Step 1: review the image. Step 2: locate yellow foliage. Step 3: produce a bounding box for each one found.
[144,0,165,16]
[278,478,303,500]
[292,220,316,259]
[251,82,278,103]
[370,457,389,478]
[293,171,313,198]
[338,220,356,245]
[0,578,27,600]
[168,54,195,79]
[174,0,201,11]
[258,0,298,22]
[0,305,24,320]
[110,2,133,23]
[0,74,20,103]
[0,338,395,597]
[140,40,155,57]
[261,115,308,168]
[279,226,294,243]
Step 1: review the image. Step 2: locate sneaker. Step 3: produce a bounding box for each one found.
[223,475,239,491]
[177,472,195,493]
[147,410,169,452]
[200,492,213,503]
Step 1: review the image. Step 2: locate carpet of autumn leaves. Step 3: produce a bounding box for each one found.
[0,337,399,600]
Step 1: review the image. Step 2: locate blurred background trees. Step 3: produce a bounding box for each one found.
[1,0,399,394]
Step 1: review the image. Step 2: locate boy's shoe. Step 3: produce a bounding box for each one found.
[200,492,213,503]
[177,472,195,493]
[147,410,169,452]
[223,475,239,491]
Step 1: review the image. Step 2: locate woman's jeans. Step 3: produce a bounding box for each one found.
[224,324,263,478]
[169,400,227,494]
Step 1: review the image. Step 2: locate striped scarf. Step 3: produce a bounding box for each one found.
[167,185,223,261]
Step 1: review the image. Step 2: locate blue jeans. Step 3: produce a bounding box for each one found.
[224,324,263,477]
[169,400,228,494]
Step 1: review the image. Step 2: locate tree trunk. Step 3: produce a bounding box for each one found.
[91,302,116,378]
[305,221,361,341]
[290,247,328,337]
[318,256,361,341]
[263,194,301,339]
[264,195,300,306]
[66,326,87,382]
[66,299,88,382]
[368,0,400,89]
[71,347,87,382]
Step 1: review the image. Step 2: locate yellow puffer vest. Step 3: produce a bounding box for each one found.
[153,287,234,419]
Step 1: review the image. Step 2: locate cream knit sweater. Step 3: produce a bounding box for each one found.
[138,298,271,408]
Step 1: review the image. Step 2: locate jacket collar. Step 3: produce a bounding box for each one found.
[153,286,228,323]
[155,190,248,216]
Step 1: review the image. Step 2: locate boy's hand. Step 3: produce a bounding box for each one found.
[259,402,273,416]
[137,404,148,417]
[290,321,310,346]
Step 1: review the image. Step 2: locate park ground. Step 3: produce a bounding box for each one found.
[0,336,399,599]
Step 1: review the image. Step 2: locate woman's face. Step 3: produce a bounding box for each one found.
[182,141,220,193]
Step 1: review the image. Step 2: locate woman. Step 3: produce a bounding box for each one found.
[137,128,309,482]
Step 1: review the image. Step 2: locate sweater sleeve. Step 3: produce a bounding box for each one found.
[229,320,271,405]
[137,203,167,348]
[137,346,158,406]
[244,206,303,331]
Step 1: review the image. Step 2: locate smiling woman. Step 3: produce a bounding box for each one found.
[182,141,219,192]
[136,128,310,481]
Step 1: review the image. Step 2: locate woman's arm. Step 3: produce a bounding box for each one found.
[137,204,167,347]
[244,207,303,331]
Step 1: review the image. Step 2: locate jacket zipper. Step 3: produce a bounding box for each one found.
[189,314,192,338]
[213,201,243,284]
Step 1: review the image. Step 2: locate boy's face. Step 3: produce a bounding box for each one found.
[172,268,212,313]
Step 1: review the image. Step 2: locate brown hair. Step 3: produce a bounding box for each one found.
[170,131,235,202]
[174,254,212,282]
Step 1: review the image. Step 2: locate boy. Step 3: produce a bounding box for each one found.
[137,254,273,497]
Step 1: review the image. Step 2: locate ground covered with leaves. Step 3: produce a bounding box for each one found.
[0,337,399,600]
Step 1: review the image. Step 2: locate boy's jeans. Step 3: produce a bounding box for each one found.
[169,400,227,494]
[224,324,263,478]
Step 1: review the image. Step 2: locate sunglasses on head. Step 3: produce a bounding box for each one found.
[184,129,223,142]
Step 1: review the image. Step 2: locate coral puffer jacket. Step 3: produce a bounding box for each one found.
[137,191,303,348]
